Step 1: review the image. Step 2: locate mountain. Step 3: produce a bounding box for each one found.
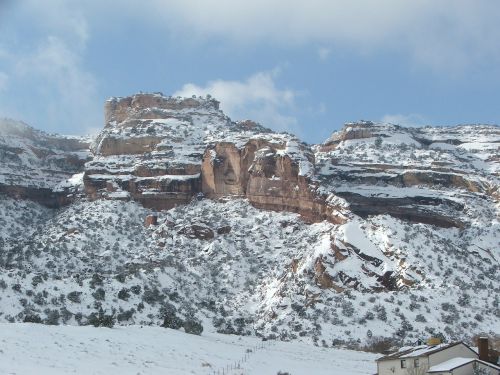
[0,118,91,206]
[0,93,498,349]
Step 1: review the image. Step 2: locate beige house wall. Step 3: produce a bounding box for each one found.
[378,344,478,375]
[378,356,428,375]
[452,363,473,375]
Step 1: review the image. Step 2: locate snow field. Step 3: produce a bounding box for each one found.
[0,323,378,375]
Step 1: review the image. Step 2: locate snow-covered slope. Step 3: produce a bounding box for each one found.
[0,323,378,375]
[0,196,497,347]
[0,95,498,351]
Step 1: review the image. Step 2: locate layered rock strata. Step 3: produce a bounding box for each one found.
[85,93,344,222]
[85,94,500,229]
[201,140,342,223]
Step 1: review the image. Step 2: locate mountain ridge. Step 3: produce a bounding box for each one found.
[0,93,498,348]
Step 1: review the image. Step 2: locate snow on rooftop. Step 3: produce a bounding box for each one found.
[380,343,467,361]
[400,343,449,358]
[427,357,475,372]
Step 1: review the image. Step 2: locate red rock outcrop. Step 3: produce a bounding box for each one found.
[84,94,224,208]
[144,215,158,227]
[201,140,345,223]
[320,121,379,152]
[104,93,218,125]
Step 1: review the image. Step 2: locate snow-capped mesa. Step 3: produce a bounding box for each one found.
[84,93,328,221]
[0,93,498,366]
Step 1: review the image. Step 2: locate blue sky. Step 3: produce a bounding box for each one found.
[0,1,499,143]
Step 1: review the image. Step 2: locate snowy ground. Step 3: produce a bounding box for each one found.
[0,324,378,375]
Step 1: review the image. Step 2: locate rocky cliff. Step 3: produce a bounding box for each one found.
[0,118,91,207]
[85,99,500,231]
[316,121,499,228]
[201,139,343,223]
[85,93,344,222]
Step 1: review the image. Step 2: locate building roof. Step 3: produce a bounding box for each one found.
[428,357,500,373]
[377,342,477,362]
[427,357,475,372]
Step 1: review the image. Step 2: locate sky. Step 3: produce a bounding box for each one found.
[0,1,500,143]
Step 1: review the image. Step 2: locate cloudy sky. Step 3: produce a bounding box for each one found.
[0,1,499,143]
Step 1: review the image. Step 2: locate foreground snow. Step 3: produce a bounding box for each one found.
[0,323,377,375]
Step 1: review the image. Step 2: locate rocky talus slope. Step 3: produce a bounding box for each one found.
[0,94,498,348]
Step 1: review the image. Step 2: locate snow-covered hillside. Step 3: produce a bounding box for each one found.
[0,323,378,375]
[0,195,497,347]
[0,95,498,353]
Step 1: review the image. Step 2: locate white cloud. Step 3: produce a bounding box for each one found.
[0,72,8,92]
[174,70,300,134]
[14,36,99,133]
[381,113,428,127]
[138,0,500,72]
[16,0,89,47]
[52,1,499,72]
[0,1,100,134]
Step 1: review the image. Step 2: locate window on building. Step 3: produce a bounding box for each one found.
[401,359,407,368]
[414,358,419,368]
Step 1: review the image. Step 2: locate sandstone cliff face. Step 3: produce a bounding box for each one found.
[335,192,464,228]
[201,139,343,223]
[85,94,227,207]
[104,94,218,125]
[95,135,162,156]
[320,120,380,152]
[201,142,247,197]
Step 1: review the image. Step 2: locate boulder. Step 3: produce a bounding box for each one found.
[178,224,215,240]
[144,215,158,227]
[216,225,231,235]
